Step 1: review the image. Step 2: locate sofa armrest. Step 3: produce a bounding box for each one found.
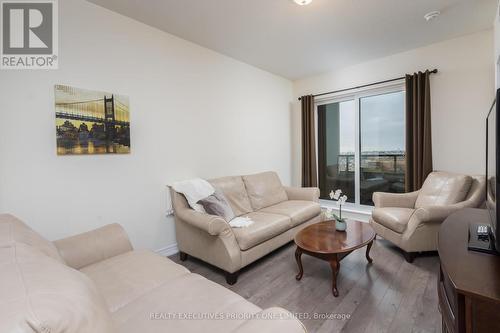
[372,190,419,208]
[231,308,306,333]
[54,223,133,270]
[176,208,230,236]
[284,186,320,203]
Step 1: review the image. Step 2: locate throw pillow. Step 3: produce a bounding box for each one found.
[198,190,236,222]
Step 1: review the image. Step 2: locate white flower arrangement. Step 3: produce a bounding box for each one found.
[325,189,348,223]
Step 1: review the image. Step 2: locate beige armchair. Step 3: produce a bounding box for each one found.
[369,171,485,262]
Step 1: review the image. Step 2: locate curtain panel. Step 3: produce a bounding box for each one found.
[405,71,433,191]
[301,95,318,187]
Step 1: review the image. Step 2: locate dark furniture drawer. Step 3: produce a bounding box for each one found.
[438,265,458,333]
[438,209,500,333]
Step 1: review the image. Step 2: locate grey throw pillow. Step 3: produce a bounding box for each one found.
[197,190,235,222]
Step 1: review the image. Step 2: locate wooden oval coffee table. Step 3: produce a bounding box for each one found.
[294,220,375,297]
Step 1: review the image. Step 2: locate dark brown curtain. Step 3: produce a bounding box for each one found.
[405,71,433,192]
[301,95,318,187]
[317,106,327,196]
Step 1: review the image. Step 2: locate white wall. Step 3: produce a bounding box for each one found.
[495,1,500,88]
[0,0,293,251]
[292,30,495,185]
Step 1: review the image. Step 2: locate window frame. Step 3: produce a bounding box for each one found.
[315,81,406,209]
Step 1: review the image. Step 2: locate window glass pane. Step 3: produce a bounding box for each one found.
[318,100,355,203]
[360,91,405,206]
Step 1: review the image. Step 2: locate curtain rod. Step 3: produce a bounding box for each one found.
[298,69,438,101]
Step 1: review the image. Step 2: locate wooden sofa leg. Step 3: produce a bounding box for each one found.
[403,251,415,263]
[225,271,239,285]
[179,251,188,262]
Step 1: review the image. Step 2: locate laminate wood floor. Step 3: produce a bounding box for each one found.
[169,238,441,333]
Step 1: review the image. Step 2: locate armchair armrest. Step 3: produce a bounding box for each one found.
[404,198,480,239]
[372,190,419,208]
[284,186,320,203]
[175,208,230,236]
[231,308,306,333]
[413,200,474,224]
[54,223,133,270]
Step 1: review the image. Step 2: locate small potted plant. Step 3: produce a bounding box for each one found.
[325,189,348,232]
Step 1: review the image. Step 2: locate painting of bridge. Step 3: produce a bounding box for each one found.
[55,85,130,155]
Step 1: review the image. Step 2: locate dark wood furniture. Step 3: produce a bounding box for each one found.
[294,220,375,297]
[438,208,500,333]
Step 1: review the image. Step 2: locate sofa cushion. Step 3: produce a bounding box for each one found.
[242,171,288,210]
[112,273,261,333]
[81,249,190,312]
[260,200,321,227]
[232,212,291,250]
[0,243,115,333]
[209,176,254,216]
[415,172,472,209]
[372,207,415,234]
[0,213,64,263]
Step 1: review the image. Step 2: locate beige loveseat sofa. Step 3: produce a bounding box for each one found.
[171,171,323,284]
[369,171,485,262]
[0,214,306,333]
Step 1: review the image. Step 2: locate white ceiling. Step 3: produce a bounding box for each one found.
[87,0,498,80]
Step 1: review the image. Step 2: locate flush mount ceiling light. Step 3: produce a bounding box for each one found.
[293,0,312,5]
[424,11,441,22]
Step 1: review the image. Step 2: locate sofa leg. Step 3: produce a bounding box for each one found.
[179,252,188,262]
[403,251,415,263]
[225,271,239,285]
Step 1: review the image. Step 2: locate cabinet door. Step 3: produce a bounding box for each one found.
[467,296,500,333]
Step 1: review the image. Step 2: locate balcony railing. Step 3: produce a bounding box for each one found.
[338,153,405,174]
[322,153,406,205]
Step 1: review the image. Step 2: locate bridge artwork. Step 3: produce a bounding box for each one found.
[55,85,130,155]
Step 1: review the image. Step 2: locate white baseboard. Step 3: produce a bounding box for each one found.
[156,243,179,257]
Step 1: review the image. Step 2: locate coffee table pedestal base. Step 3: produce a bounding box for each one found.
[294,240,373,297]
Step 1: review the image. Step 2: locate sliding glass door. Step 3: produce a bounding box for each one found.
[317,100,356,203]
[317,86,405,207]
[359,91,405,205]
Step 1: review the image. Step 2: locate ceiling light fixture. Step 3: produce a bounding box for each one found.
[293,0,312,5]
[424,11,441,22]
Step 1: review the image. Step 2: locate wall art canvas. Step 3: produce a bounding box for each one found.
[55,85,131,155]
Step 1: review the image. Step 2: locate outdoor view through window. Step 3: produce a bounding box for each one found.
[318,90,405,206]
